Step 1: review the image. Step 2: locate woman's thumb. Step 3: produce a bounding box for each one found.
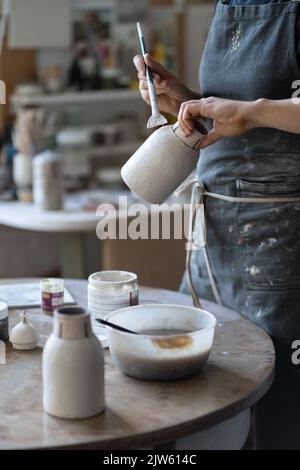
[133,55,145,71]
[144,53,169,76]
[198,128,221,149]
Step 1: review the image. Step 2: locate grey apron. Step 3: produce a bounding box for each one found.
[180,0,300,449]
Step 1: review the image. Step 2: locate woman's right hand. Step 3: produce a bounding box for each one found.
[133,53,200,117]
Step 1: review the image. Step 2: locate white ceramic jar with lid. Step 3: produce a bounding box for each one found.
[9,311,39,350]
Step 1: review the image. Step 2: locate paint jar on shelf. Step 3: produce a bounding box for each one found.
[40,278,64,314]
[33,150,63,211]
[56,129,91,190]
[88,271,138,334]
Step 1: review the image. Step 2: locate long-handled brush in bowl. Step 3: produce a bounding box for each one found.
[137,22,168,129]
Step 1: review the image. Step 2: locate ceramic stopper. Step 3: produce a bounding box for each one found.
[9,311,39,350]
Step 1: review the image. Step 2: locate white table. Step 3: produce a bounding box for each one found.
[0,190,185,278]
[0,190,120,278]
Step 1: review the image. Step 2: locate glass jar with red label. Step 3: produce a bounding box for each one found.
[40,278,64,314]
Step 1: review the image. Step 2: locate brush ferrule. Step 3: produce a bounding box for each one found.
[148,82,160,116]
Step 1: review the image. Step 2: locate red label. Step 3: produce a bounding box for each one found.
[42,291,64,313]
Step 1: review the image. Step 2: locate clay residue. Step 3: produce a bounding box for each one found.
[152,335,193,350]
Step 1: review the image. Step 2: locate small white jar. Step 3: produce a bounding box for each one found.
[9,311,39,350]
[88,271,139,328]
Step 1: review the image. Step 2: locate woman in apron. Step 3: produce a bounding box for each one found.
[134,1,300,449]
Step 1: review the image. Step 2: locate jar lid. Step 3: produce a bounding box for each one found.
[0,301,8,320]
[56,129,91,146]
[88,270,137,287]
[40,278,64,293]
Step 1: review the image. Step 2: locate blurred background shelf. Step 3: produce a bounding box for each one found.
[11,89,141,107]
[90,140,142,159]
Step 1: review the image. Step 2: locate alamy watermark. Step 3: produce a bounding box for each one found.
[291,80,300,103]
[95,196,203,250]
[291,340,300,365]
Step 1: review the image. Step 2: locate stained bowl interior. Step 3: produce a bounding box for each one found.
[105,304,216,337]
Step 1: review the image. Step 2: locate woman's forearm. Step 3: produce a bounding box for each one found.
[249,98,300,134]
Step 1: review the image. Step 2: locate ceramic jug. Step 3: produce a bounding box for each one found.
[43,306,105,419]
[121,120,208,204]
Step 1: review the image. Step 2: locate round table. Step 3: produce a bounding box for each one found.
[0,279,275,450]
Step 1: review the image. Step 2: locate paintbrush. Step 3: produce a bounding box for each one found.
[96,318,139,335]
[136,22,168,129]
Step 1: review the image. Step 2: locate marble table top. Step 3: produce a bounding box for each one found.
[0,279,275,450]
[0,190,184,233]
[0,190,126,233]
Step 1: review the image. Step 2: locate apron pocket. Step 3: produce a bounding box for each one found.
[235,179,300,290]
[236,178,300,197]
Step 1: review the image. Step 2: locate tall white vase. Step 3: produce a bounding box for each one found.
[43,306,105,419]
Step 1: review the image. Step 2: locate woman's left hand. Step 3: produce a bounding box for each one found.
[178,97,256,148]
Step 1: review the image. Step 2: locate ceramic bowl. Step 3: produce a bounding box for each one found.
[104,304,216,381]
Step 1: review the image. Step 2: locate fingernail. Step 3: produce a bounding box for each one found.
[133,56,141,67]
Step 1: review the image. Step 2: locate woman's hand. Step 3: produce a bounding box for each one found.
[178,97,256,148]
[133,53,200,117]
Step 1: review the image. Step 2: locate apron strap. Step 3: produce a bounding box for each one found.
[180,179,300,308]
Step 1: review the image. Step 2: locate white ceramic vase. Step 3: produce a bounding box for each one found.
[121,120,208,204]
[12,153,32,188]
[43,306,105,419]
[33,151,63,211]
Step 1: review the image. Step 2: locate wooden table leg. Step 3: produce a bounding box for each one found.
[59,233,87,279]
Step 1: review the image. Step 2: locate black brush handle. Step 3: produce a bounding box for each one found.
[137,22,154,85]
[96,318,139,335]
